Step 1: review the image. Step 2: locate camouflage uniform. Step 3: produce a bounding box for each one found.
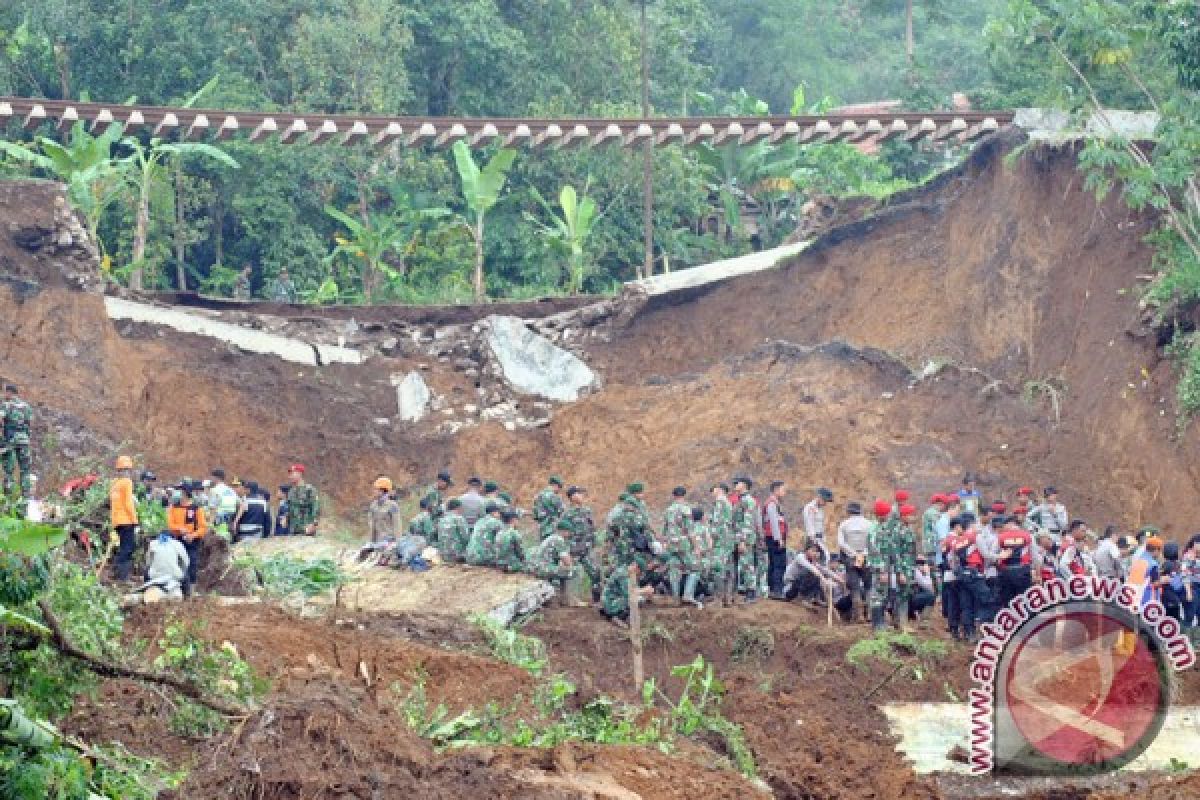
[733,493,761,594]
[562,504,600,601]
[528,531,573,585]
[611,496,651,570]
[600,567,632,620]
[422,487,445,523]
[287,481,321,535]
[662,500,693,600]
[921,506,940,560]
[465,515,503,566]
[867,514,917,629]
[437,512,471,562]
[367,496,402,543]
[493,526,527,572]
[532,487,566,540]
[709,494,736,601]
[408,510,437,545]
[1,397,33,495]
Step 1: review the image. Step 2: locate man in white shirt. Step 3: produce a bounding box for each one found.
[837,501,873,618]
[783,541,845,605]
[1032,487,1069,541]
[802,487,833,559]
[144,531,190,599]
[1091,525,1124,580]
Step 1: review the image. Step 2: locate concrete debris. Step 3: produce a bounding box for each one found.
[485,315,596,402]
[393,371,433,423]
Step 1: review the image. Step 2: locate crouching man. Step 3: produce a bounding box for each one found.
[137,530,190,602]
[783,541,849,611]
[600,561,656,628]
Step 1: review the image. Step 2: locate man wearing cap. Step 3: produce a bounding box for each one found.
[532,476,567,540]
[763,481,793,597]
[458,477,486,529]
[1,384,34,496]
[423,471,453,523]
[838,501,875,619]
[466,503,504,566]
[437,498,471,562]
[368,477,402,543]
[492,509,527,573]
[233,481,272,544]
[110,455,140,582]
[613,484,653,570]
[562,487,599,603]
[731,476,762,602]
[528,518,576,602]
[483,481,506,509]
[710,483,737,606]
[1031,487,1068,541]
[662,487,693,604]
[867,499,917,631]
[286,464,321,536]
[209,469,240,529]
[408,496,437,547]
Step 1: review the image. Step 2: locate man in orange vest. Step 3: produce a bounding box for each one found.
[167,483,208,595]
[109,455,140,582]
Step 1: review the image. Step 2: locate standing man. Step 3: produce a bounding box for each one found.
[367,477,402,543]
[837,501,874,620]
[867,501,917,631]
[423,471,453,524]
[532,476,567,540]
[286,464,321,537]
[948,515,988,641]
[921,495,947,562]
[663,487,693,605]
[612,483,652,571]
[710,483,737,606]
[995,514,1034,609]
[801,486,833,556]
[437,498,470,562]
[957,473,981,517]
[209,469,239,530]
[2,385,33,496]
[974,506,1001,622]
[234,265,252,299]
[458,477,486,529]
[167,484,207,595]
[561,486,599,603]
[1033,487,1069,542]
[109,455,140,582]
[763,481,792,598]
[233,481,272,544]
[269,268,298,303]
[731,476,761,603]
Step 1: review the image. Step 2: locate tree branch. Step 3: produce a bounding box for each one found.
[36,600,250,717]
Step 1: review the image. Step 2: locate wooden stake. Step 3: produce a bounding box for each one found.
[628,565,643,690]
[827,584,835,628]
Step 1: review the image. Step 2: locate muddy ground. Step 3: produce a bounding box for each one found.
[64,598,1200,800]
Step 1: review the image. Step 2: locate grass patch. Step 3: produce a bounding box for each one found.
[730,626,775,664]
[847,630,948,682]
[468,613,548,675]
[235,553,348,598]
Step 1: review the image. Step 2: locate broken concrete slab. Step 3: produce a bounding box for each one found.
[393,371,432,422]
[105,296,362,366]
[486,315,595,402]
[626,240,810,297]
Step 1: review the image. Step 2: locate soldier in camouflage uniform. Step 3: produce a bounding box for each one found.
[2,385,33,496]
[492,510,527,572]
[732,477,762,602]
[611,484,652,571]
[465,503,504,566]
[422,471,453,524]
[682,506,709,607]
[408,497,437,545]
[662,487,693,605]
[599,561,655,625]
[708,483,736,605]
[528,518,575,601]
[286,464,321,536]
[437,498,471,562]
[532,476,566,539]
[562,486,601,603]
[867,501,918,631]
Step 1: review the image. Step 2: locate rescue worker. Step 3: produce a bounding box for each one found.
[408,496,437,544]
[612,484,652,571]
[528,518,576,602]
[867,500,916,631]
[269,268,298,303]
[948,515,988,642]
[492,509,526,572]
[167,484,207,595]
[995,514,1034,609]
[532,476,566,539]
[921,495,947,562]
[422,470,453,523]
[663,487,692,605]
[144,530,190,599]
[709,483,736,606]
[465,502,504,566]
[764,481,794,597]
[562,486,599,603]
[109,455,140,582]
[687,506,711,607]
[2,384,34,495]
[837,501,874,619]
[731,476,761,603]
[957,473,981,517]
[367,477,402,543]
[1032,487,1069,541]
[209,469,239,529]
[437,498,471,562]
[286,464,320,536]
[1120,536,1167,655]
[783,540,845,604]
[233,481,271,544]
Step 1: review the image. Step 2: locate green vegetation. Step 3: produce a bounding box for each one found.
[730,625,776,664]
[235,553,348,598]
[468,613,549,675]
[397,654,757,779]
[847,629,948,682]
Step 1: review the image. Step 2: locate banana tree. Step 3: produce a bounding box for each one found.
[324,202,449,302]
[0,122,126,258]
[526,183,601,295]
[451,141,517,302]
[120,137,238,290]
